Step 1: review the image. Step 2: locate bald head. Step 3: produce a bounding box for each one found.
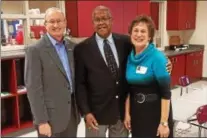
[92,5,112,20]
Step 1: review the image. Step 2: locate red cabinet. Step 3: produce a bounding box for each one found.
[123,1,137,34]
[167,0,196,30]
[150,2,159,30]
[65,0,150,37]
[186,52,196,81]
[196,51,204,79]
[169,54,186,87]
[186,50,203,82]
[137,1,150,16]
[169,50,204,88]
[66,1,123,37]
[65,1,79,37]
[123,0,150,34]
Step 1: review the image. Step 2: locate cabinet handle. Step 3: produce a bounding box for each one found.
[172,58,174,63]
[175,58,177,63]
[170,58,174,63]
[195,60,197,65]
[186,22,188,29]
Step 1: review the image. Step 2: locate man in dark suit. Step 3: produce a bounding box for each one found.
[25,7,80,137]
[74,5,132,137]
[74,5,172,137]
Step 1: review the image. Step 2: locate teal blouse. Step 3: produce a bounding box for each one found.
[126,43,171,99]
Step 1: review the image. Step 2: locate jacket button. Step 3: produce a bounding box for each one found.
[116,81,119,85]
[115,95,119,99]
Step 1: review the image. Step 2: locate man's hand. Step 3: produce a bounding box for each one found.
[85,113,99,130]
[38,123,52,137]
[166,58,173,75]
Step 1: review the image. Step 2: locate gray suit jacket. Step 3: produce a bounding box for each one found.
[25,35,80,133]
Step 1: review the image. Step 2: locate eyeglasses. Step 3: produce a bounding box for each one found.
[93,17,111,23]
[45,19,65,25]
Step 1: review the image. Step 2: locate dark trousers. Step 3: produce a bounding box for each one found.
[85,119,129,137]
[36,95,78,137]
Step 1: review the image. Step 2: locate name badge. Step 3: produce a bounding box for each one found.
[136,66,148,74]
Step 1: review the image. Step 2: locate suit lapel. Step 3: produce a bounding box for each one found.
[43,35,68,81]
[65,40,75,87]
[89,33,124,79]
[90,35,109,68]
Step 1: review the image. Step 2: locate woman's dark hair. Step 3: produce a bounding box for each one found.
[128,15,155,43]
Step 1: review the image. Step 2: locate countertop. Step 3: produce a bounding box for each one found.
[1,42,205,60]
[164,44,205,57]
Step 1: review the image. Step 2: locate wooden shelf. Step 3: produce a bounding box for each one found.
[20,121,33,129]
[1,57,33,136]
[1,14,27,19]
[1,125,18,136]
[1,93,16,99]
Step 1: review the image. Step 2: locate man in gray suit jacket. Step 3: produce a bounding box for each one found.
[25,7,80,137]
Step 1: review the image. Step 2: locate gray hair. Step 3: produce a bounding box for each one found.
[44,7,65,20]
[92,5,112,19]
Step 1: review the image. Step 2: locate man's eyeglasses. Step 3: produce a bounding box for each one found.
[45,19,65,25]
[93,17,111,23]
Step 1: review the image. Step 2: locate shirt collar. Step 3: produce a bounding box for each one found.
[47,33,65,46]
[95,33,113,44]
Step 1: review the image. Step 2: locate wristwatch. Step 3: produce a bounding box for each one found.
[160,122,168,127]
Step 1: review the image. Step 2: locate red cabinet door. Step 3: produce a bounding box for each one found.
[167,1,187,30]
[186,52,196,82]
[123,0,150,34]
[169,55,185,87]
[77,1,124,37]
[169,56,177,87]
[177,1,188,30]
[186,0,196,29]
[198,51,204,79]
[167,0,196,30]
[195,51,203,79]
[123,1,137,34]
[167,1,179,30]
[175,55,186,86]
[137,1,150,16]
[186,51,203,82]
[150,2,159,30]
[65,1,78,37]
